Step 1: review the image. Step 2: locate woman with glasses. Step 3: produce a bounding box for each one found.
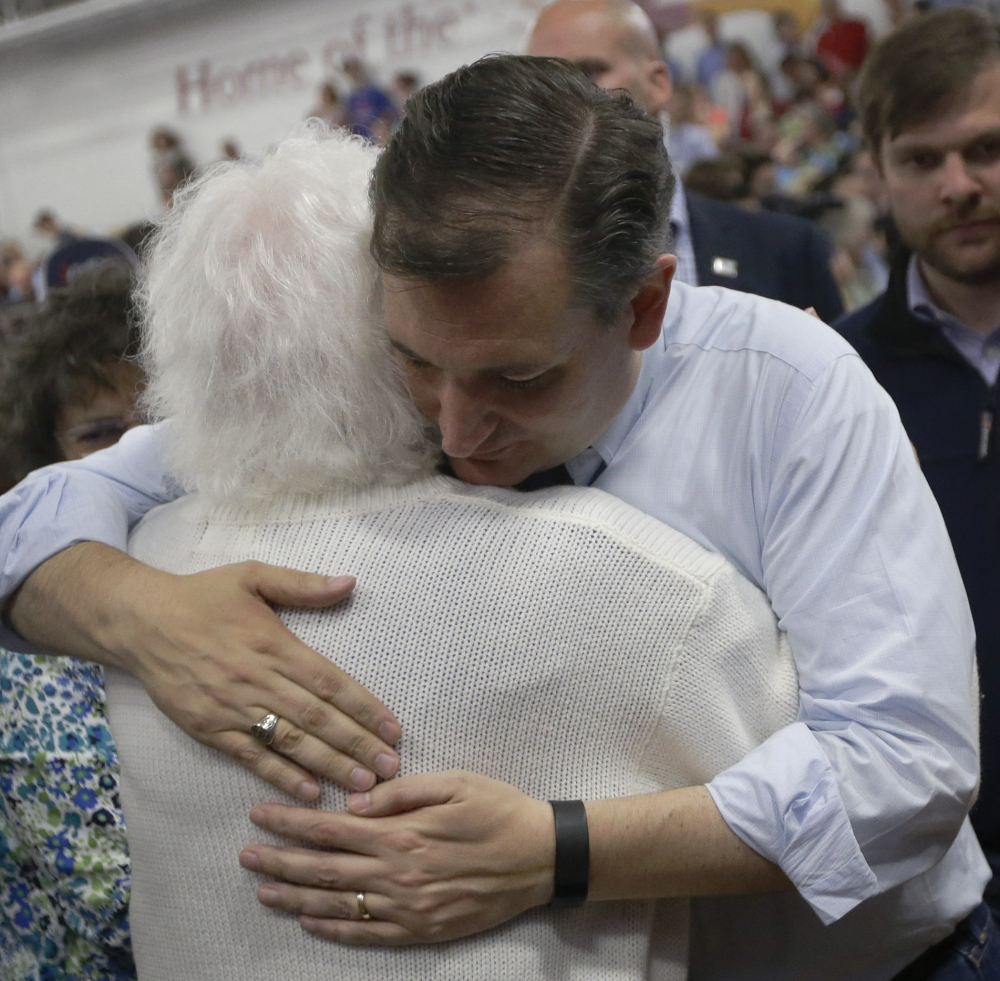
[0,262,140,981]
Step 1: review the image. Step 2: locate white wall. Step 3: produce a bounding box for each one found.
[0,0,545,244]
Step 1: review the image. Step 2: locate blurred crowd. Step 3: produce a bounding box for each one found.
[667,0,898,314]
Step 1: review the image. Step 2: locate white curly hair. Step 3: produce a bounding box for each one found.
[139,124,436,505]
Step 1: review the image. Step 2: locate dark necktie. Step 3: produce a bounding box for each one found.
[514,464,574,491]
[438,456,576,491]
[437,456,574,490]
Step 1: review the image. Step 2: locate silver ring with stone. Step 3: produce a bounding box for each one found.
[250,712,280,746]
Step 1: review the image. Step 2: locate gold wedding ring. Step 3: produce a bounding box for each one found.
[356,892,373,920]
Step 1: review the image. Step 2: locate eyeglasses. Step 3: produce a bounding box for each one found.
[57,417,132,455]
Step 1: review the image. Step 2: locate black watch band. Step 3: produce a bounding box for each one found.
[548,799,589,908]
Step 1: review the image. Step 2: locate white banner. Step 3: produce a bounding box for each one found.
[0,0,544,243]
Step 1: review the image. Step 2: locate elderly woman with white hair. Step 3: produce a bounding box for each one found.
[103,126,798,980]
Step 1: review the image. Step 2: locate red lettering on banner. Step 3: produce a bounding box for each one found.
[385,4,459,57]
[176,3,470,114]
[176,49,312,114]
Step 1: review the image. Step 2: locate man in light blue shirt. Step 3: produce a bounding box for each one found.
[0,54,990,977]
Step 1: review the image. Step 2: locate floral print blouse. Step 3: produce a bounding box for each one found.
[0,649,135,980]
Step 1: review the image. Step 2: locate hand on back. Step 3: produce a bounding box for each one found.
[9,543,401,800]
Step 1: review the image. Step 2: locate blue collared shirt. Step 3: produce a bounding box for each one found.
[669,180,698,289]
[0,282,988,977]
[907,255,1000,386]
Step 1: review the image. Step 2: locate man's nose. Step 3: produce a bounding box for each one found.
[940,152,981,205]
[436,380,497,458]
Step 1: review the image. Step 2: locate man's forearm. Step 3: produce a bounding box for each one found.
[586,785,791,900]
[7,541,151,671]
[7,542,406,800]
[242,773,793,945]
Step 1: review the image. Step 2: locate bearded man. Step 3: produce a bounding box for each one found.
[835,6,1000,922]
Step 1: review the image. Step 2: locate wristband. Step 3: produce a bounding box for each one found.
[548,799,589,908]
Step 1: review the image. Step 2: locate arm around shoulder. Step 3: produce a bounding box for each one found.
[0,422,177,651]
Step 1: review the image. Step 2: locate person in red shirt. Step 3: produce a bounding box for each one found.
[815,0,868,75]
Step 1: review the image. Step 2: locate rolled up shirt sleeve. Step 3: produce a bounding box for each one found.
[0,422,180,652]
[705,353,980,924]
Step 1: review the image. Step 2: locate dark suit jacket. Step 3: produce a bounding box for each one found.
[835,253,1000,863]
[686,191,844,324]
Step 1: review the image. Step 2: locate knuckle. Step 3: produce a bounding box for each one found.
[311,671,345,704]
[343,730,370,760]
[275,724,305,753]
[232,740,264,767]
[249,637,282,661]
[384,829,424,856]
[314,861,343,889]
[418,919,449,943]
[394,866,432,890]
[409,892,440,916]
[332,895,356,919]
[298,701,330,733]
[313,822,341,849]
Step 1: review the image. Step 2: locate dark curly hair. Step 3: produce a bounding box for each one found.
[0,263,140,491]
[371,54,674,325]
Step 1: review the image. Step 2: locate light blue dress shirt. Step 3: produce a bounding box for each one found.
[669,178,698,289]
[0,282,989,978]
[907,255,1000,386]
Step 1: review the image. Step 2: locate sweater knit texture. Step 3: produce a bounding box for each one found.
[104,474,799,981]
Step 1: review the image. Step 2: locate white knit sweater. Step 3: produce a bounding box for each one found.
[104,474,799,981]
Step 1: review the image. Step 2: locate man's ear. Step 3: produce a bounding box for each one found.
[628,253,675,352]
[646,60,673,117]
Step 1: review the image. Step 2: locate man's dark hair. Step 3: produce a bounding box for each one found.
[0,262,139,490]
[371,54,675,324]
[856,7,1000,156]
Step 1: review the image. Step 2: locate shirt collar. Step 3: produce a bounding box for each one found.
[670,176,688,239]
[565,301,671,484]
[907,254,951,324]
[907,253,1000,352]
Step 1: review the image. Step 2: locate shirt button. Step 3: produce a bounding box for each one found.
[986,345,1000,359]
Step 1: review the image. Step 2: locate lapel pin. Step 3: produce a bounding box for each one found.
[712,257,739,278]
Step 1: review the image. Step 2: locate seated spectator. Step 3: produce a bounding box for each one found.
[342,56,397,144]
[1,259,34,305]
[0,263,140,980]
[148,127,195,208]
[819,191,887,311]
[710,42,749,143]
[773,100,855,196]
[769,13,805,105]
[667,82,718,175]
[683,154,747,202]
[105,126,799,981]
[119,220,158,262]
[814,0,868,77]
[695,9,727,92]
[390,70,421,113]
[306,80,349,130]
[38,237,139,303]
[33,210,79,251]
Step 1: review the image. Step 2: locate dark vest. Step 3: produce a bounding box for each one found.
[836,255,1000,850]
